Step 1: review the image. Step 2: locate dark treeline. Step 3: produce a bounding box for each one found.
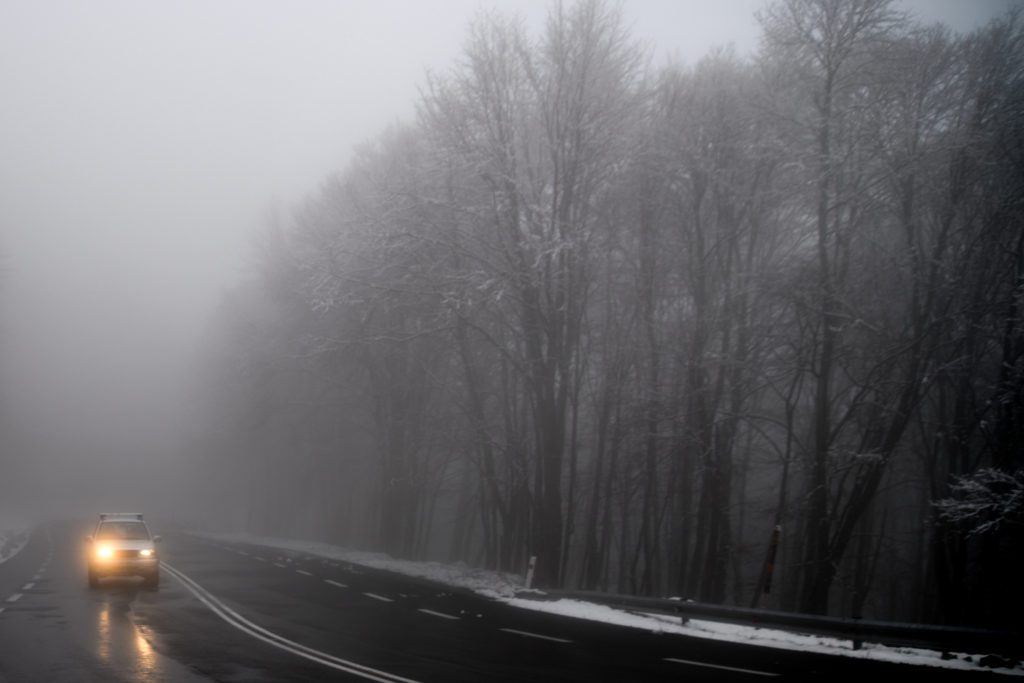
[191,0,1024,627]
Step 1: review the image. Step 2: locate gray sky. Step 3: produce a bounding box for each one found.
[0,0,1012,475]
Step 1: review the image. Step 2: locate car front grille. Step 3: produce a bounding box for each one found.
[114,549,140,558]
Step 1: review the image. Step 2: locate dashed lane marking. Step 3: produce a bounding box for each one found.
[664,658,780,677]
[296,570,313,576]
[22,583,34,591]
[363,593,394,603]
[417,608,459,621]
[325,579,347,589]
[6,594,22,603]
[273,563,288,569]
[499,628,571,643]
[255,557,267,562]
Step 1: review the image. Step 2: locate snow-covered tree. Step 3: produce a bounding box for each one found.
[934,469,1024,537]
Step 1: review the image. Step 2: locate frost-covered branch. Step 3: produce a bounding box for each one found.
[933,468,1024,537]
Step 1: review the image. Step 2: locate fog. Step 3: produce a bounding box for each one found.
[1,0,1018,627]
[0,0,782,519]
[0,0,515,518]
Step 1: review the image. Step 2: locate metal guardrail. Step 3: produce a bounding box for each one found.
[519,589,1022,659]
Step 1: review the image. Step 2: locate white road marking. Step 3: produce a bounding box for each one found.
[0,607,4,614]
[664,658,780,677]
[161,562,420,683]
[6,594,22,603]
[22,583,34,591]
[273,563,288,569]
[255,557,267,562]
[363,592,394,603]
[499,628,571,643]
[417,608,459,621]
[296,570,313,576]
[324,579,347,589]
[239,551,250,556]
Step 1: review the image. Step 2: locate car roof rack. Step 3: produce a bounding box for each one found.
[99,513,144,520]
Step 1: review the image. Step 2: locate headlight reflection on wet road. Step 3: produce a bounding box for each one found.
[97,605,110,662]
[94,591,163,681]
[134,624,157,672]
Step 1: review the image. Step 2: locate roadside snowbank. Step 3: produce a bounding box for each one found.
[0,525,30,565]
[196,531,1022,675]
[507,598,1022,674]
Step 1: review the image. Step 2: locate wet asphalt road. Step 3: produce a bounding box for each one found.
[0,523,997,682]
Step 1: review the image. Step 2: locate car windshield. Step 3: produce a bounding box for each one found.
[95,521,149,541]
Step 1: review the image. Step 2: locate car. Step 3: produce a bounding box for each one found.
[85,513,161,588]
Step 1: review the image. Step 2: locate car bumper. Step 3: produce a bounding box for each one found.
[89,557,159,577]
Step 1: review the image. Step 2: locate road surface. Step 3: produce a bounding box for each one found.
[0,523,992,681]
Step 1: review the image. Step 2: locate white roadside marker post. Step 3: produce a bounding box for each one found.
[525,555,537,589]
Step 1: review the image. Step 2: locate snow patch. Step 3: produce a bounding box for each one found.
[0,525,30,565]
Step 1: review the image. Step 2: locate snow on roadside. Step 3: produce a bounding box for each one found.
[197,531,1022,675]
[507,598,1022,674]
[0,525,30,565]
[196,531,524,599]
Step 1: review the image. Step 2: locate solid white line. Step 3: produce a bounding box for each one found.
[161,562,420,683]
[296,570,313,576]
[22,583,34,591]
[6,594,22,603]
[499,628,571,643]
[664,658,780,677]
[417,608,459,621]
[324,579,347,589]
[363,592,394,603]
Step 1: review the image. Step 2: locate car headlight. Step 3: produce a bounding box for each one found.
[96,546,113,559]
[139,549,154,557]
